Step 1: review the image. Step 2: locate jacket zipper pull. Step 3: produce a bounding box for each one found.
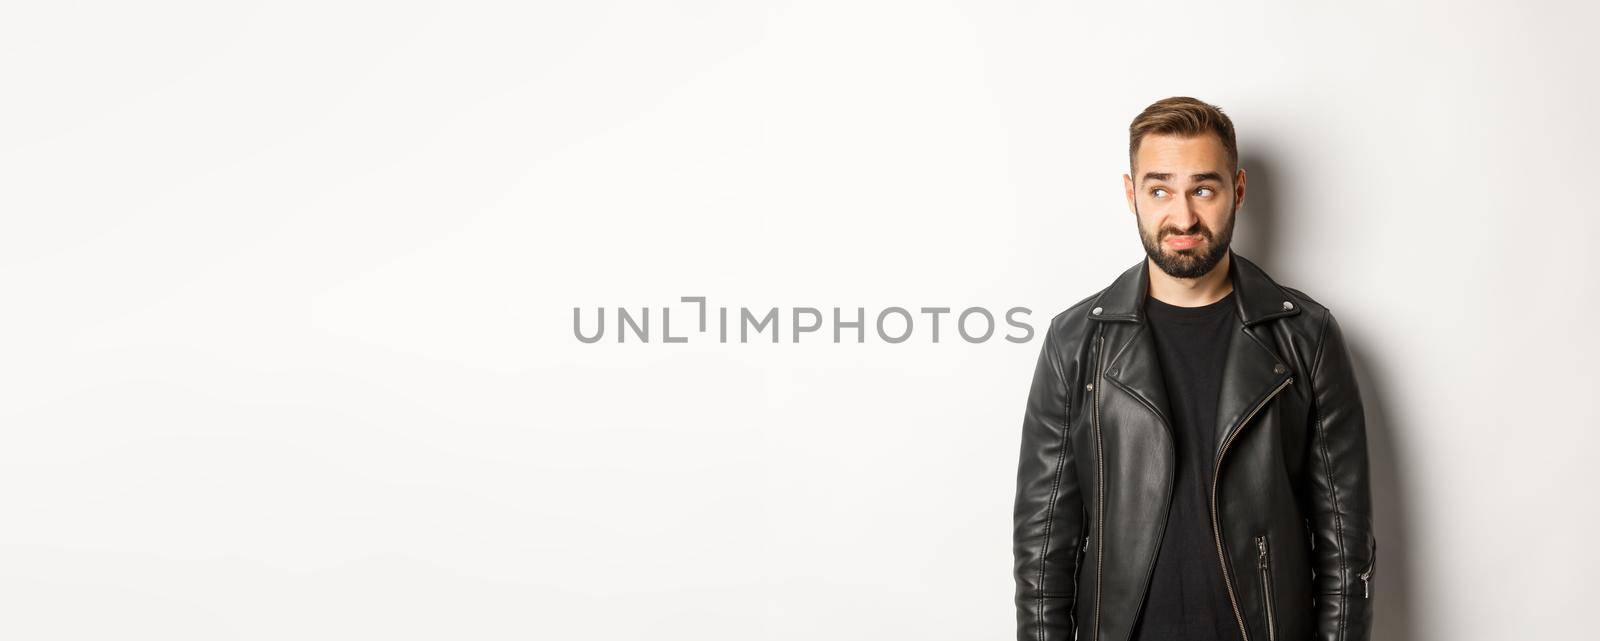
[1358,538,1375,598]
[1256,536,1267,570]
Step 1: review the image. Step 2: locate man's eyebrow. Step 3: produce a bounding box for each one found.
[1139,171,1225,184]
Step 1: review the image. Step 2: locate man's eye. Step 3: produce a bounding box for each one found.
[1196,187,1213,196]
[1151,188,1168,197]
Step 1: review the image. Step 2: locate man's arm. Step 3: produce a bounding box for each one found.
[1304,310,1377,641]
[1013,323,1085,641]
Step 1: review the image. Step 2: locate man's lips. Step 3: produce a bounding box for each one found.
[1165,234,1204,250]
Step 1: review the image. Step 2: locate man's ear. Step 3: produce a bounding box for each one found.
[1123,173,1137,214]
[1234,168,1247,209]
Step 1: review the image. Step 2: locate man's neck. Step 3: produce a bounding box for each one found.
[1146,252,1234,308]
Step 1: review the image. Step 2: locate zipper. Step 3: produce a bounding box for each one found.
[1256,535,1277,641]
[1072,531,1090,608]
[1090,332,1107,641]
[1210,376,1293,641]
[1358,537,1375,598]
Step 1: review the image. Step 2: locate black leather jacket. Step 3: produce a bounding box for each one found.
[1013,250,1375,641]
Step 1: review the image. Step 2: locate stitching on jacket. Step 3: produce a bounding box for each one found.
[1035,325,1073,641]
[1091,328,1106,641]
[1314,401,1348,641]
[1310,311,1349,641]
[1036,399,1071,641]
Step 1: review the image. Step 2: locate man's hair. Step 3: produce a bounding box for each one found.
[1128,96,1238,176]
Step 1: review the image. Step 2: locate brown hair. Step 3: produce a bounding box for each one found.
[1128,96,1238,175]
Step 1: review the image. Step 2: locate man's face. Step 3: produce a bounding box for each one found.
[1122,132,1246,279]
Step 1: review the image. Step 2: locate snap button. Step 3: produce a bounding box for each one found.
[1091,306,1103,315]
[1085,383,1094,391]
[1274,363,1288,374]
[1282,301,1294,310]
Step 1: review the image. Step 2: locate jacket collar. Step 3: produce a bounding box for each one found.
[1087,249,1300,459]
[1087,248,1301,327]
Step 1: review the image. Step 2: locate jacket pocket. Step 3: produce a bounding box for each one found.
[1255,534,1277,641]
[1358,536,1376,598]
[1074,531,1089,582]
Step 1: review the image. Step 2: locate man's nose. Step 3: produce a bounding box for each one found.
[1169,194,1200,229]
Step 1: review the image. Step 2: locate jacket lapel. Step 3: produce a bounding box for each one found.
[1214,252,1300,456]
[1211,312,1292,457]
[1090,250,1300,457]
[1092,259,1176,440]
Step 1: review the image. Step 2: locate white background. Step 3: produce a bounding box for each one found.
[2,1,1595,639]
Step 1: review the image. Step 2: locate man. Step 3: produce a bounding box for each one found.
[1012,97,1375,641]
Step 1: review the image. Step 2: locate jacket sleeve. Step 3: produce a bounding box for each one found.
[1013,323,1085,641]
[1304,311,1377,641]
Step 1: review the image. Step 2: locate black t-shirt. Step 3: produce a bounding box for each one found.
[1129,289,1245,641]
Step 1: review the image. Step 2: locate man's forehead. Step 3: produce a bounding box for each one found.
[1133,133,1231,182]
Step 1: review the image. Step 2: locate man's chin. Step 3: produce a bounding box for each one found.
[1150,248,1224,278]
[1158,249,1204,266]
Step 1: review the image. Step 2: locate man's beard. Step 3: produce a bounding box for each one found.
[1137,202,1236,279]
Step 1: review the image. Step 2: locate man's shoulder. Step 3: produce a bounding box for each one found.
[1037,258,1342,346]
[1040,286,1112,349]
[1230,251,1341,338]
[1277,283,1335,334]
[1279,283,1328,312]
